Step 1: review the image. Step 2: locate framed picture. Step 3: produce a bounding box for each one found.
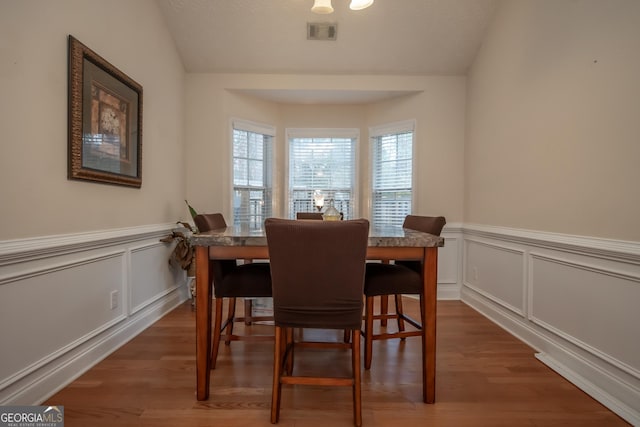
[68,35,143,188]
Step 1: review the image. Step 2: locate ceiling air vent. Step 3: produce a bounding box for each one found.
[307,22,337,40]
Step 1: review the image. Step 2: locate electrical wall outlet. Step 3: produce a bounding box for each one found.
[110,290,119,310]
[472,266,479,281]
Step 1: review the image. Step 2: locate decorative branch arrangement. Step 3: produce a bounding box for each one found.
[160,222,196,276]
[160,201,200,302]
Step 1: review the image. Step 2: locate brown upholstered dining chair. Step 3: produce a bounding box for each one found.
[295,212,323,220]
[193,213,273,369]
[265,218,369,426]
[295,211,352,342]
[296,211,345,220]
[363,215,446,370]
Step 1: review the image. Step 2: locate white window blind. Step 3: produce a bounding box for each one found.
[370,121,414,228]
[232,119,274,229]
[287,129,357,219]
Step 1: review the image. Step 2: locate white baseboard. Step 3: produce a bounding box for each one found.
[535,353,639,426]
[2,290,186,405]
[461,223,640,426]
[463,288,639,425]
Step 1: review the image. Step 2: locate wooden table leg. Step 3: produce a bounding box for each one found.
[423,247,438,404]
[195,246,212,400]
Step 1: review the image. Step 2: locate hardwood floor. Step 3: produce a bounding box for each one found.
[46,298,628,426]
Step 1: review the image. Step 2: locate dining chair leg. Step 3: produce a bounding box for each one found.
[394,294,406,338]
[285,327,294,375]
[364,296,374,370]
[224,297,236,345]
[379,259,391,327]
[271,326,283,424]
[210,297,224,369]
[379,295,389,327]
[244,299,253,325]
[352,329,362,427]
[243,259,254,326]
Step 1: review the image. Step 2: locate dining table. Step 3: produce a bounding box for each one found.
[189,223,445,403]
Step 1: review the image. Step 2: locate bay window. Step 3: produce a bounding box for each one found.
[232,119,274,229]
[370,121,415,228]
[286,129,358,219]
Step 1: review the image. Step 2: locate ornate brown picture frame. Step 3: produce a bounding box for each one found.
[68,35,143,188]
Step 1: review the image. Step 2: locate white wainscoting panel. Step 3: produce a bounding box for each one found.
[0,224,188,406]
[130,242,183,315]
[437,227,463,300]
[461,224,640,425]
[529,252,640,377]
[464,238,525,317]
[0,252,126,391]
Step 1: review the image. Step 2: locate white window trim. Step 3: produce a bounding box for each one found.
[369,119,416,139]
[231,117,276,137]
[286,127,359,140]
[368,119,416,223]
[285,127,360,219]
[230,117,276,225]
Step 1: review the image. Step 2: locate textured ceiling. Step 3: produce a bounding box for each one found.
[157,0,497,75]
[157,0,498,103]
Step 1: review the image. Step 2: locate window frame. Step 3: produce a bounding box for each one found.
[285,128,360,220]
[369,119,416,228]
[230,118,276,228]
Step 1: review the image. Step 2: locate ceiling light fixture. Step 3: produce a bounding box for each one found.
[311,0,334,14]
[311,0,373,14]
[349,0,374,10]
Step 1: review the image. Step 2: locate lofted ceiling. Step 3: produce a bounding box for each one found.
[157,0,498,103]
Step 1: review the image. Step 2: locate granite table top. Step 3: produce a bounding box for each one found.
[190,224,444,248]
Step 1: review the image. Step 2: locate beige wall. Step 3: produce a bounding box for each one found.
[185,77,280,217]
[0,0,185,239]
[185,74,465,223]
[465,0,640,240]
[366,79,466,223]
[279,103,367,217]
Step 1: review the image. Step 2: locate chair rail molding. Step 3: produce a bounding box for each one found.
[463,223,640,263]
[0,223,178,266]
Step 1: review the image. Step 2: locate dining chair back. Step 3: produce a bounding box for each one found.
[194,213,227,232]
[296,211,345,220]
[265,218,369,426]
[403,215,446,237]
[394,215,446,273]
[295,212,324,220]
[193,213,273,370]
[363,215,446,370]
